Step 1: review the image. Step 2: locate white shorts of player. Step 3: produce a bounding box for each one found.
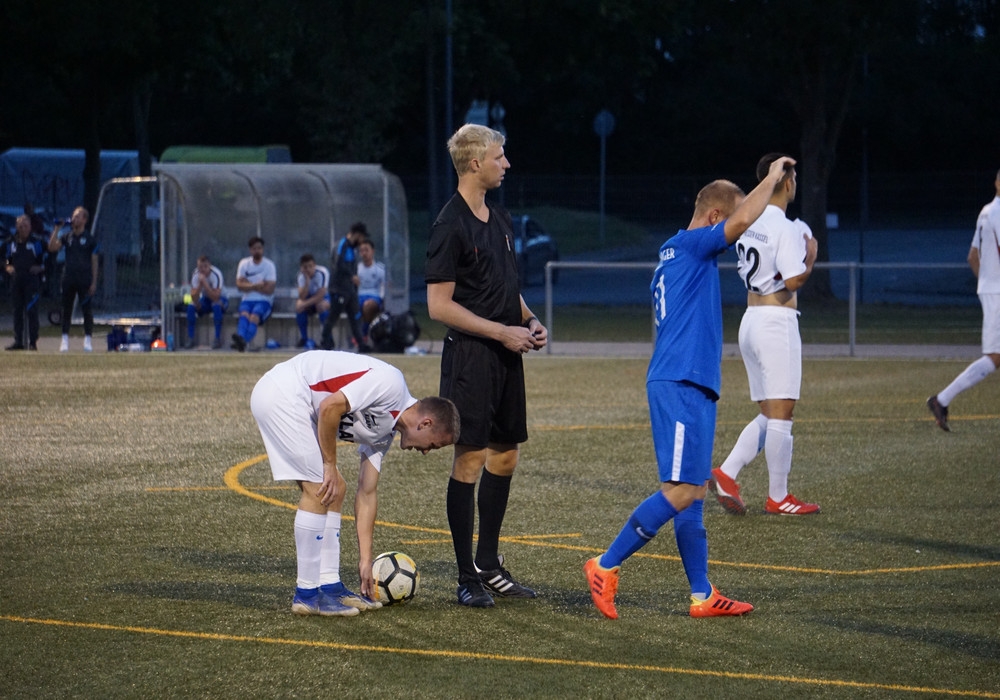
[738,305,802,402]
[250,373,326,483]
[980,293,1000,354]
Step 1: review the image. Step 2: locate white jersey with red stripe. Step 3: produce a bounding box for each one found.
[262,351,416,464]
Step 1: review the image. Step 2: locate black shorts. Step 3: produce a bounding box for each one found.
[439,330,528,448]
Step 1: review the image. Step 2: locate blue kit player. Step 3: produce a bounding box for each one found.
[584,156,796,619]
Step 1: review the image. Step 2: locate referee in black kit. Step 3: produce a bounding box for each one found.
[425,123,548,608]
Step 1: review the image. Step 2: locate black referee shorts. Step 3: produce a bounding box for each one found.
[439,330,528,448]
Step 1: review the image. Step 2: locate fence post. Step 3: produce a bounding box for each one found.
[848,262,857,357]
[545,262,554,354]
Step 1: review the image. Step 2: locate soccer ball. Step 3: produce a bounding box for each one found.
[372,551,419,605]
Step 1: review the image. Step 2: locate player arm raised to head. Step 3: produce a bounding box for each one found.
[354,456,381,599]
[316,391,351,506]
[723,156,797,245]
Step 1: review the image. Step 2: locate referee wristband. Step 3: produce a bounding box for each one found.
[523,316,538,327]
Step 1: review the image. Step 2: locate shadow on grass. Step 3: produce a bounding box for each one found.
[106,581,288,610]
[834,532,1000,561]
[148,546,292,576]
[814,617,1000,661]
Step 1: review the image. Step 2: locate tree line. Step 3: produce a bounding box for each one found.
[2,0,997,286]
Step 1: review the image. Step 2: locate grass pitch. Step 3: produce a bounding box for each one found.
[1,350,998,699]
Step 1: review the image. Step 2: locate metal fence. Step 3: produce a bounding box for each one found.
[540,260,973,357]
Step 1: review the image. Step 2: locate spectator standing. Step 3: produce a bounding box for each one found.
[48,206,98,352]
[711,153,820,516]
[231,236,277,352]
[295,253,331,348]
[426,124,548,608]
[250,351,460,615]
[927,169,1000,430]
[583,157,796,620]
[321,222,369,351]
[5,215,45,350]
[184,255,229,349]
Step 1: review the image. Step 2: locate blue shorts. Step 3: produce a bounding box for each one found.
[194,296,229,315]
[359,294,382,309]
[647,380,717,485]
[239,299,272,323]
[300,293,331,315]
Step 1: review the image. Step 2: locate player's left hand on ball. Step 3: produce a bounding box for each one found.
[358,565,376,599]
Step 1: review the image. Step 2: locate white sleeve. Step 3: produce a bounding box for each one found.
[357,441,390,473]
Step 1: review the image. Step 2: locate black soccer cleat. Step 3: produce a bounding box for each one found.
[476,554,537,598]
[926,395,950,432]
[456,579,495,608]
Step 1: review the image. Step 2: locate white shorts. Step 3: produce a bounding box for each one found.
[738,305,802,402]
[250,373,324,483]
[981,294,1000,354]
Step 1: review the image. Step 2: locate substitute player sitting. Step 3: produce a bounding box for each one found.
[711,153,820,516]
[251,351,460,616]
[231,236,277,352]
[294,253,331,348]
[183,255,229,349]
[356,238,385,338]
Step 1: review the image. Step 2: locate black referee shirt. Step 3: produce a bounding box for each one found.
[425,194,521,326]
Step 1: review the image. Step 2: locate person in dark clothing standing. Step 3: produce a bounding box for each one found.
[320,221,369,351]
[48,206,99,352]
[425,123,548,608]
[5,215,45,350]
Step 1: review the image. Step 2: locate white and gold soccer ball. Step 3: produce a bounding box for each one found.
[372,551,420,605]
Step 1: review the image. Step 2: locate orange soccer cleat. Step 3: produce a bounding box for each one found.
[584,557,620,620]
[689,586,754,618]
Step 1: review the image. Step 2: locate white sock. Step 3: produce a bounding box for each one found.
[293,509,328,590]
[765,419,794,502]
[719,413,768,485]
[938,356,996,407]
[319,512,343,587]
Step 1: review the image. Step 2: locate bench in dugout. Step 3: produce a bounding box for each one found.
[166,286,350,351]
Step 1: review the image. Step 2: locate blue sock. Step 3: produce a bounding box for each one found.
[186,306,197,338]
[319,581,349,596]
[213,306,224,338]
[245,321,258,342]
[674,500,710,598]
[296,312,309,340]
[237,316,248,338]
[601,491,678,569]
[319,310,329,326]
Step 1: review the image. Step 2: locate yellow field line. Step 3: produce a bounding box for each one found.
[203,456,1000,576]
[1,615,995,698]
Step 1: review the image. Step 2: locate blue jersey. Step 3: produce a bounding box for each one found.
[646,222,731,399]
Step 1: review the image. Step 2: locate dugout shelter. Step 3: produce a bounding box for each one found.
[153,163,410,341]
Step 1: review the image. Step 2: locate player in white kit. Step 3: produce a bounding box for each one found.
[927,169,1000,430]
[711,153,820,516]
[251,351,460,616]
